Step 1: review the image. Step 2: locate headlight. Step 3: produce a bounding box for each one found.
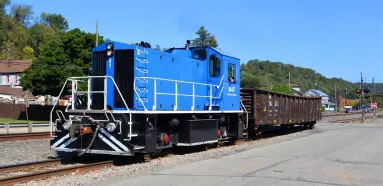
[62,121,71,130]
[106,43,113,50]
[106,123,116,132]
[106,50,113,56]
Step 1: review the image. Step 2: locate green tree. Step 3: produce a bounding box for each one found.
[40,12,69,31]
[10,4,33,27]
[7,20,28,58]
[0,19,28,59]
[61,28,104,71]
[0,0,10,15]
[269,84,292,94]
[154,45,161,51]
[0,0,11,51]
[22,45,34,60]
[27,24,55,57]
[240,59,362,99]
[191,26,219,47]
[20,34,76,95]
[20,28,105,95]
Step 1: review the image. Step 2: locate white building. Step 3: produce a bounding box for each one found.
[0,60,33,101]
[304,89,335,112]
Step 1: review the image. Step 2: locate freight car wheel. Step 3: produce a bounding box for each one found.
[308,123,315,129]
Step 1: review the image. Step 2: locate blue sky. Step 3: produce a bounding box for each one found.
[10,0,383,83]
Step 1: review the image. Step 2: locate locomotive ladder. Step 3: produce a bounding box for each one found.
[135,47,149,109]
[49,76,135,141]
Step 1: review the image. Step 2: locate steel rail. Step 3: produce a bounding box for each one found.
[329,116,375,123]
[0,160,113,185]
[0,132,51,142]
[0,159,62,174]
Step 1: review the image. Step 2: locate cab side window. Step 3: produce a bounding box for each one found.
[209,55,220,77]
[192,49,207,60]
[228,63,235,82]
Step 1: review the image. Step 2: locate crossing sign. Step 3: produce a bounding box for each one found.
[371,102,378,109]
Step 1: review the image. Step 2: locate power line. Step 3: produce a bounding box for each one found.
[0,61,91,69]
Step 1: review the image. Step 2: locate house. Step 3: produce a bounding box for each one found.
[0,60,33,102]
[291,88,304,96]
[284,83,304,96]
[0,60,32,88]
[303,89,336,112]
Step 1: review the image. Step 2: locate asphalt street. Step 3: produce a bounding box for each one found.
[105,120,383,186]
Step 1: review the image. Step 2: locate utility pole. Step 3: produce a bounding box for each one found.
[360,72,364,122]
[335,85,337,112]
[288,72,291,93]
[96,21,99,46]
[372,77,376,120]
[344,88,347,108]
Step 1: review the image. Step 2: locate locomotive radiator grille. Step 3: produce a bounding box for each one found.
[91,51,106,109]
[114,49,135,108]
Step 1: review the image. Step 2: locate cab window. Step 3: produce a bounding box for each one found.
[228,63,235,82]
[209,55,220,77]
[192,49,207,60]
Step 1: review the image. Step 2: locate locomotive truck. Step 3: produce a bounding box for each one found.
[49,40,322,157]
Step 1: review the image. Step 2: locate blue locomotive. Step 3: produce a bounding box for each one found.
[49,40,247,157]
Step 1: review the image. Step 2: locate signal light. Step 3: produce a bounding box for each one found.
[67,83,72,93]
[356,89,362,94]
[106,43,114,57]
[363,88,369,93]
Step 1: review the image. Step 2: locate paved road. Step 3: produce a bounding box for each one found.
[107,121,383,186]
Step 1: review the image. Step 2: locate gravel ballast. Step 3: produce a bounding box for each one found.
[0,139,56,166]
[22,128,317,186]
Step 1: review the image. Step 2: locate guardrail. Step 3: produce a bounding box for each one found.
[0,123,55,134]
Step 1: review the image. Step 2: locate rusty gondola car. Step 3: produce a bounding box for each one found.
[240,88,322,136]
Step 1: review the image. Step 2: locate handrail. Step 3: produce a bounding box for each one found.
[49,76,133,140]
[49,79,70,137]
[133,76,225,111]
[240,100,249,130]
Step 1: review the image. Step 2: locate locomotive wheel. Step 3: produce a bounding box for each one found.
[135,153,152,163]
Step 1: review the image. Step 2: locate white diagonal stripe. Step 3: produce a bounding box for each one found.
[51,134,70,148]
[97,133,123,152]
[100,128,131,152]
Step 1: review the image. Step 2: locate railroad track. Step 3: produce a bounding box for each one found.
[0,125,315,185]
[0,132,51,142]
[322,113,359,117]
[0,158,113,185]
[329,115,377,123]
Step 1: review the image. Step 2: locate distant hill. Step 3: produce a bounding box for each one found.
[240,59,383,108]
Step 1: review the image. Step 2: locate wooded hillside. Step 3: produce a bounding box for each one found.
[240,59,383,108]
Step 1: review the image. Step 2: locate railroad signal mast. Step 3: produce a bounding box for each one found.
[355,72,370,122]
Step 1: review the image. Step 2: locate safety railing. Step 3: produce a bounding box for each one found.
[134,76,225,111]
[49,76,133,141]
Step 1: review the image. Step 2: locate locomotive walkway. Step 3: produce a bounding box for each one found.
[103,119,383,186]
